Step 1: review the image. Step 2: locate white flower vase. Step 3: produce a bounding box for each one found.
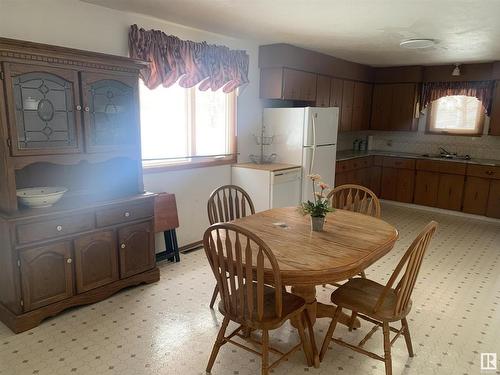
[310,216,325,232]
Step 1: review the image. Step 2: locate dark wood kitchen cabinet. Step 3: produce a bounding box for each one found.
[414,171,440,207]
[486,180,500,218]
[315,75,331,107]
[260,67,317,101]
[489,81,500,136]
[340,80,355,132]
[370,83,418,131]
[74,230,119,293]
[462,177,490,215]
[19,242,74,311]
[329,78,343,108]
[0,38,159,334]
[436,174,465,211]
[118,222,155,279]
[380,157,415,203]
[351,82,372,131]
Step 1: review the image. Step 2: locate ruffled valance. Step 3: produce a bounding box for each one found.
[128,24,249,93]
[420,80,494,115]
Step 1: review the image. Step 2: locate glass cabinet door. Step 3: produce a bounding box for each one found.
[4,63,83,155]
[81,73,139,152]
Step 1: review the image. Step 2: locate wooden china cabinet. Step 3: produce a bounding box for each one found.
[0,38,159,333]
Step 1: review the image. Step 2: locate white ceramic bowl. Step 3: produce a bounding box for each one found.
[16,187,68,208]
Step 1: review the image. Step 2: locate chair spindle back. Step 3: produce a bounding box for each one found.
[375,221,438,316]
[207,185,256,224]
[203,223,283,322]
[327,184,381,218]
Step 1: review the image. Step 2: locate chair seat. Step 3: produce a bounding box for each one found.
[331,278,412,322]
[219,284,306,329]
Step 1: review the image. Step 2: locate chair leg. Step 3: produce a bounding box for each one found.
[206,316,230,373]
[360,271,367,278]
[401,318,414,357]
[295,312,313,366]
[303,309,320,368]
[209,285,219,309]
[319,306,342,361]
[382,322,393,375]
[348,311,358,331]
[261,330,269,375]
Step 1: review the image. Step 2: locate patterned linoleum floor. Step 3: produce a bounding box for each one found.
[0,203,499,375]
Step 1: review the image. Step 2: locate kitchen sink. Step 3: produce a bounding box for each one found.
[421,153,472,161]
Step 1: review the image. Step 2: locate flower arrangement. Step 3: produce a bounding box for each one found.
[299,174,333,231]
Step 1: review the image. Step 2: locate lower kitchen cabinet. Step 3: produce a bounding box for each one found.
[486,180,500,218]
[380,167,398,201]
[74,230,119,293]
[463,177,490,215]
[19,242,74,311]
[380,165,415,203]
[414,171,439,207]
[369,166,382,196]
[118,222,155,278]
[436,174,465,211]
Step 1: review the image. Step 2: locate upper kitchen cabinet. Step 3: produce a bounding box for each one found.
[351,81,372,131]
[315,75,331,107]
[2,62,83,156]
[329,78,343,108]
[370,83,419,131]
[81,72,140,153]
[260,67,317,101]
[340,80,354,132]
[489,80,500,136]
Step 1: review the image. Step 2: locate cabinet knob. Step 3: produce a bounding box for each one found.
[121,243,126,249]
[486,170,494,176]
[124,211,130,218]
[56,225,63,232]
[84,106,90,112]
[66,258,72,264]
[76,105,82,111]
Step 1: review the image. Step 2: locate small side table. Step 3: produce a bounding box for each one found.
[154,193,180,262]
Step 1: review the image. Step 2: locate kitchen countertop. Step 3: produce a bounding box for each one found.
[232,163,302,172]
[336,150,500,167]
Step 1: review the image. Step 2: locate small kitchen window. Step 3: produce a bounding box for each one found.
[427,95,485,136]
[139,81,237,171]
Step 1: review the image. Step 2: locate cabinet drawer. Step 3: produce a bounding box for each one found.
[96,201,153,228]
[466,164,500,180]
[373,156,384,166]
[351,157,372,170]
[382,157,415,170]
[336,160,353,173]
[416,160,466,175]
[16,214,94,245]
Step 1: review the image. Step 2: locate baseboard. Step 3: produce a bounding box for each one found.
[381,200,500,223]
[179,240,203,253]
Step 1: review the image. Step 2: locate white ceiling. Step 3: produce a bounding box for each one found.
[82,0,500,67]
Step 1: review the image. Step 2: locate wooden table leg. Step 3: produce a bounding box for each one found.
[317,302,361,329]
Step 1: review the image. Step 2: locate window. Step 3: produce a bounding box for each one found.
[427,95,485,135]
[139,81,236,170]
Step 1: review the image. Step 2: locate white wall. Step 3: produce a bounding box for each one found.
[0,0,263,247]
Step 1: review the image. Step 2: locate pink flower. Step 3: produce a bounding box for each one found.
[319,182,329,190]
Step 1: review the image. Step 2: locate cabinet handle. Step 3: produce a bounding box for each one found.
[84,106,90,112]
[121,243,126,249]
[486,170,494,176]
[56,225,63,232]
[124,211,130,218]
[76,105,82,111]
[66,258,72,264]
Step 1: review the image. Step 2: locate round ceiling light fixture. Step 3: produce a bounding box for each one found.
[399,39,436,49]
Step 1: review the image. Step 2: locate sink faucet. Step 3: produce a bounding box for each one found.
[439,147,453,155]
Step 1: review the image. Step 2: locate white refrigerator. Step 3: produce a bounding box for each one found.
[263,107,339,202]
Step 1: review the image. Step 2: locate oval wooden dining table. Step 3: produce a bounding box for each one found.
[230,206,399,366]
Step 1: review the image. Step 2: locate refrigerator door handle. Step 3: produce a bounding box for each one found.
[312,112,317,148]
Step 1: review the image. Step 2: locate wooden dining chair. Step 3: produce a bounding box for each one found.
[203,223,318,375]
[327,184,381,219]
[207,185,256,308]
[319,221,438,375]
[326,184,381,287]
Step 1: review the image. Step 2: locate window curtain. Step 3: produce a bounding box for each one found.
[420,80,494,115]
[128,24,249,93]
